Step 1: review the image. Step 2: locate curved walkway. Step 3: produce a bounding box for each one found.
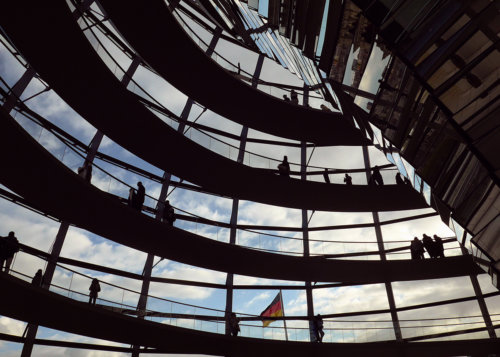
[95,0,369,146]
[0,1,427,212]
[0,274,498,357]
[0,108,481,283]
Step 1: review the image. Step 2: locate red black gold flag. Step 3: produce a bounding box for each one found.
[260,292,283,327]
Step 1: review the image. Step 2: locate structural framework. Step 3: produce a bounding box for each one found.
[0,0,499,356]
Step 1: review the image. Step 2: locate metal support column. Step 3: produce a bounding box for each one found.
[300,86,315,340]
[224,127,248,336]
[470,273,497,338]
[362,145,402,341]
[224,55,264,337]
[131,97,191,357]
[21,55,141,357]
[301,141,315,341]
[132,29,222,355]
[2,67,35,113]
[206,28,223,57]
[131,27,219,357]
[2,67,42,357]
[130,98,190,355]
[224,196,240,336]
[459,246,497,338]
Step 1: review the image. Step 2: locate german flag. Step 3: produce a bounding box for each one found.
[260,292,283,327]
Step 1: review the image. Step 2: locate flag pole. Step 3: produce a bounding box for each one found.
[280,290,289,341]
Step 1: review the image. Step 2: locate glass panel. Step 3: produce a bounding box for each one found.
[451,218,465,243]
[398,300,487,340]
[422,181,431,205]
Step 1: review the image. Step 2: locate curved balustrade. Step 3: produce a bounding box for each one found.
[170,3,333,108]
[4,258,492,343]
[4,102,460,260]
[0,273,498,356]
[88,1,330,108]
[4,81,387,184]
[0,107,480,282]
[0,3,427,212]
[0,152,460,260]
[71,7,364,176]
[94,0,370,146]
[0,163,458,263]
[3,101,454,260]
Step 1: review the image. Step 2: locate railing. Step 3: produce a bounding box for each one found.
[74,10,344,175]
[6,103,462,259]
[6,258,495,343]
[59,14,333,176]
[0,7,373,183]
[167,1,338,112]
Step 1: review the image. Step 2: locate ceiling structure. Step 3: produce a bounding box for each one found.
[0,0,499,356]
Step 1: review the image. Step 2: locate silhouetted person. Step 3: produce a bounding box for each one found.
[0,231,19,273]
[320,104,331,112]
[368,175,376,186]
[371,166,384,185]
[410,237,424,260]
[136,182,145,210]
[434,235,445,258]
[422,234,436,258]
[395,173,405,185]
[89,278,101,305]
[162,200,176,226]
[323,169,330,184]
[229,313,240,337]
[344,173,352,185]
[283,95,290,101]
[77,164,92,182]
[278,156,290,178]
[128,187,137,209]
[378,79,397,92]
[313,314,325,343]
[32,269,43,287]
[290,89,299,105]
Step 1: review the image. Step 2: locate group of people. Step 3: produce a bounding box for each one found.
[127,182,177,226]
[277,156,353,186]
[280,160,414,187]
[283,91,337,111]
[228,312,325,343]
[32,267,101,306]
[0,231,19,273]
[368,169,414,186]
[323,170,353,186]
[411,234,445,259]
[283,89,299,105]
